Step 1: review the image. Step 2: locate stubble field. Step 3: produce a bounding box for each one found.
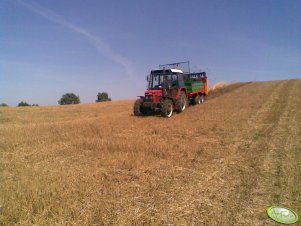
[1,79,301,225]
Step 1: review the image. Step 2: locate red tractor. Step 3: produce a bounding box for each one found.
[134,62,208,117]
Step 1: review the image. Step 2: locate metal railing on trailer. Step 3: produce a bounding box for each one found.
[159,61,190,73]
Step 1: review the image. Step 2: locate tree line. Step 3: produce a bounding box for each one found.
[0,92,111,107]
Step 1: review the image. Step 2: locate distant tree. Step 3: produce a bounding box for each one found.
[58,93,80,105]
[0,103,8,107]
[18,101,30,107]
[96,92,111,102]
[32,104,39,106]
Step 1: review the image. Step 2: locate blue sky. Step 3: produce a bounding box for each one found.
[1,0,300,106]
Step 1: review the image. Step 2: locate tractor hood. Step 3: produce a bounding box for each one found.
[145,90,162,96]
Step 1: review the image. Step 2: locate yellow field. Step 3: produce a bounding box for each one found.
[1,79,301,225]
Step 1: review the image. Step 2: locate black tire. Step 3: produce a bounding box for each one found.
[175,91,188,112]
[200,95,205,103]
[161,99,173,118]
[133,99,144,116]
[194,95,201,105]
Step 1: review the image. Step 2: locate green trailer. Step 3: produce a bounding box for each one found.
[184,80,205,92]
[183,72,208,105]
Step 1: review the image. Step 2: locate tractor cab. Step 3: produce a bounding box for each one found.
[146,69,185,99]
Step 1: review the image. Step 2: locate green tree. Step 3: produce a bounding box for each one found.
[58,93,80,105]
[96,92,111,102]
[0,103,8,107]
[18,101,30,107]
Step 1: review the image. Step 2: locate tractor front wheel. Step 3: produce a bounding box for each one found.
[161,99,173,118]
[133,99,144,116]
[175,91,188,112]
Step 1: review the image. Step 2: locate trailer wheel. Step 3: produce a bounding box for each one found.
[194,95,205,105]
[194,95,201,105]
[200,95,205,103]
[161,100,173,118]
[176,91,188,112]
[133,99,144,116]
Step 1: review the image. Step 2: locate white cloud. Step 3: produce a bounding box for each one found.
[15,0,136,79]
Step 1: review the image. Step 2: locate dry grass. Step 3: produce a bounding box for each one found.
[207,81,250,100]
[1,79,301,225]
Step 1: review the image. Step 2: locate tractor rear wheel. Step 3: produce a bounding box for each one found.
[161,99,173,118]
[175,91,188,112]
[134,99,144,116]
